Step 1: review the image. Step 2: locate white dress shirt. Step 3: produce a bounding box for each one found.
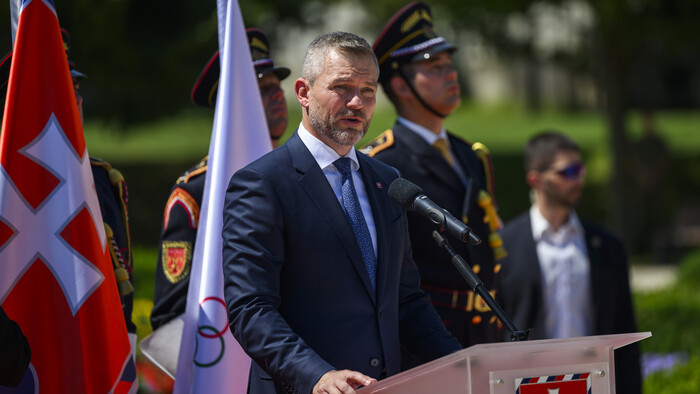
[529,205,592,338]
[297,123,377,257]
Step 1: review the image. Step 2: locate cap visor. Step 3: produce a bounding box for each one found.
[410,42,456,63]
[274,67,291,81]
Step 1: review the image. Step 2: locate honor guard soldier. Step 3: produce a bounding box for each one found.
[150,28,290,330]
[63,29,139,381]
[65,29,138,359]
[363,2,506,350]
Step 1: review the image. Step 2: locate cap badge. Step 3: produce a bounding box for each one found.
[250,36,268,52]
[401,9,432,33]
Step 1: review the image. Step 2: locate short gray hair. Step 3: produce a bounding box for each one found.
[300,31,378,85]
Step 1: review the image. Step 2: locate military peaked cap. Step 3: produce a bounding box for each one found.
[190,28,290,108]
[373,1,456,84]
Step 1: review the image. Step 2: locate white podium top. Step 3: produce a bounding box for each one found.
[359,332,651,394]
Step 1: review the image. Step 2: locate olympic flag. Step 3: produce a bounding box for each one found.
[172,0,272,392]
[0,0,133,392]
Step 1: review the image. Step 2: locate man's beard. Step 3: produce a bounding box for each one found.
[309,107,369,147]
[544,182,582,210]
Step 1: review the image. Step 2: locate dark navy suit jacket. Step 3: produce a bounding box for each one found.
[222,132,460,394]
[498,212,642,394]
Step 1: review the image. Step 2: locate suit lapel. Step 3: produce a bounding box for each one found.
[393,123,463,193]
[288,133,377,302]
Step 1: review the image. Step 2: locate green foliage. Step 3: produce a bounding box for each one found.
[133,245,159,302]
[635,250,700,354]
[675,249,700,288]
[85,108,214,164]
[132,246,158,340]
[644,356,700,394]
[636,286,700,354]
[635,250,700,392]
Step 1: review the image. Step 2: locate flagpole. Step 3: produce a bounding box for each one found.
[173,0,271,391]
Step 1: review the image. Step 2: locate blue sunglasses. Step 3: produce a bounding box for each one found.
[552,163,585,179]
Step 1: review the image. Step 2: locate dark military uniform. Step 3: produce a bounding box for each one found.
[369,1,506,349]
[363,124,504,347]
[150,157,207,330]
[91,158,136,335]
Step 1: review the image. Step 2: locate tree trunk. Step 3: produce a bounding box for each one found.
[601,43,632,246]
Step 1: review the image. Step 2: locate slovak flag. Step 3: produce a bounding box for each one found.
[0,0,133,392]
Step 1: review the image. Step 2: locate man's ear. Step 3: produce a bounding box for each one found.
[295,78,310,108]
[526,170,540,189]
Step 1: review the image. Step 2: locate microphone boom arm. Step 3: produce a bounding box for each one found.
[432,230,530,342]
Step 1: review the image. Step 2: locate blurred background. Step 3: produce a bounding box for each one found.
[3,0,700,392]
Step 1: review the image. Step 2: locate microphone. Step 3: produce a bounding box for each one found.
[388,178,481,245]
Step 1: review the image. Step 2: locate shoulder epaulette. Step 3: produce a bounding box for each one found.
[177,156,208,184]
[359,130,394,157]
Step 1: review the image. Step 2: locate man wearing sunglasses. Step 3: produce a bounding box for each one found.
[497,131,641,394]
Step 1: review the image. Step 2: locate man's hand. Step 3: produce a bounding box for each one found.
[312,369,376,394]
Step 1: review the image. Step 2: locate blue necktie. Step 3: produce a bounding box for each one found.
[334,158,376,291]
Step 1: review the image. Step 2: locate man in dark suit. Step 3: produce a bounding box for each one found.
[150,28,290,331]
[362,1,505,348]
[497,131,642,393]
[222,31,461,394]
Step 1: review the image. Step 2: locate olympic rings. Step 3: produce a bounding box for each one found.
[197,296,228,339]
[193,325,225,368]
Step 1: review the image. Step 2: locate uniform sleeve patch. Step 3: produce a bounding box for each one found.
[164,187,200,230]
[162,241,192,284]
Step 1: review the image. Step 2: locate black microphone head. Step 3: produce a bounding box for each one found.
[388,178,424,210]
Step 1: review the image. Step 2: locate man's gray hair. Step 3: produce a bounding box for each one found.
[300,31,378,85]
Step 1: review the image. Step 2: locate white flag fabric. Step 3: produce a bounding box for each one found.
[172,0,272,392]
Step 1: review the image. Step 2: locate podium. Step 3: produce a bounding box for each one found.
[358,332,650,394]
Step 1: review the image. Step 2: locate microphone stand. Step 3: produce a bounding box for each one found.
[432,230,530,342]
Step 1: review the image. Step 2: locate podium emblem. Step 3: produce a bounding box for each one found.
[515,373,591,394]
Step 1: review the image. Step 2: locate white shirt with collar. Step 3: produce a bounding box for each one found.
[529,205,592,339]
[297,123,377,256]
[397,117,467,183]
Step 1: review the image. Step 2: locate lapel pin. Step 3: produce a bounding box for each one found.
[376,182,383,189]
